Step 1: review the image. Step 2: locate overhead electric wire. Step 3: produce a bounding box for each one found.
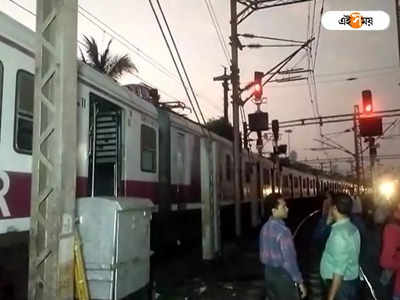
[204,0,231,65]
[148,0,202,126]
[79,4,221,115]
[317,65,399,78]
[9,0,222,117]
[8,0,35,16]
[154,0,208,126]
[312,0,324,71]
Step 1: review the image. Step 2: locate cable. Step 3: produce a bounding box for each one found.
[317,65,399,78]
[8,0,34,16]
[9,0,212,116]
[148,0,203,126]
[154,0,208,126]
[203,0,231,65]
[312,0,324,71]
[9,0,221,117]
[266,66,400,89]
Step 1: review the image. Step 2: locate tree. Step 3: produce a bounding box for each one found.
[205,117,234,141]
[79,35,137,80]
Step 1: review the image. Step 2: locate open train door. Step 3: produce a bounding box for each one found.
[88,94,122,197]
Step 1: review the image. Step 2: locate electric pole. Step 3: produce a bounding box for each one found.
[369,137,377,196]
[213,67,230,124]
[230,0,242,237]
[353,105,361,194]
[29,1,78,299]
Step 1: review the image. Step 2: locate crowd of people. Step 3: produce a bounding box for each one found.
[259,189,400,300]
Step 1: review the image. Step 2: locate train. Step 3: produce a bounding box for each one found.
[0,11,354,251]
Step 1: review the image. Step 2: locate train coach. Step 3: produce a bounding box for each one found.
[0,11,351,253]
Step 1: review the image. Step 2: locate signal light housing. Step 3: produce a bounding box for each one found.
[362,90,373,114]
[253,71,263,101]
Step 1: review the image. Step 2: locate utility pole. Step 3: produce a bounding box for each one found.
[353,105,361,194]
[359,132,365,183]
[213,67,230,124]
[285,129,293,154]
[230,0,242,237]
[29,1,78,299]
[369,137,377,196]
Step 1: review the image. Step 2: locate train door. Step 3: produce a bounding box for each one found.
[88,93,122,197]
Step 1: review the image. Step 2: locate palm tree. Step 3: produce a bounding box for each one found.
[79,35,137,80]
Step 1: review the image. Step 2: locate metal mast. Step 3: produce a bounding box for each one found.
[29,0,78,299]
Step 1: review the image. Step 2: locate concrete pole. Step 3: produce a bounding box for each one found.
[353,105,361,194]
[230,0,242,237]
[29,1,77,299]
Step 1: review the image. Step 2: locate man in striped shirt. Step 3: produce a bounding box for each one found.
[260,193,307,300]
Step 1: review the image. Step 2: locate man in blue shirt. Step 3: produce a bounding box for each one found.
[260,193,307,299]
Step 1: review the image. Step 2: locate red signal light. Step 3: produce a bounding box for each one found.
[362,90,373,114]
[254,71,263,101]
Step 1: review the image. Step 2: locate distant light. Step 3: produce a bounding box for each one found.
[379,181,395,199]
[254,83,262,92]
[365,104,372,112]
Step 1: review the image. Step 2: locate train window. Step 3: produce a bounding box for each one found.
[176,132,185,182]
[0,61,3,141]
[141,124,157,172]
[263,168,270,185]
[294,177,298,188]
[225,154,231,181]
[15,70,34,153]
[303,179,306,189]
[283,175,289,188]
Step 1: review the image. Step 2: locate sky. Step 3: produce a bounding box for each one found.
[1,0,400,176]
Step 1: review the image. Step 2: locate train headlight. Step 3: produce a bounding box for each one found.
[379,181,395,199]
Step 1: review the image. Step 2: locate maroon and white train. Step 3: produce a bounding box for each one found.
[0,12,353,247]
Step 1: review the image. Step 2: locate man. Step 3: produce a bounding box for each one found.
[260,193,307,300]
[320,193,361,300]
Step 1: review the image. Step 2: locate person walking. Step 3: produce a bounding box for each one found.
[320,192,361,300]
[260,193,307,300]
[380,202,400,300]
